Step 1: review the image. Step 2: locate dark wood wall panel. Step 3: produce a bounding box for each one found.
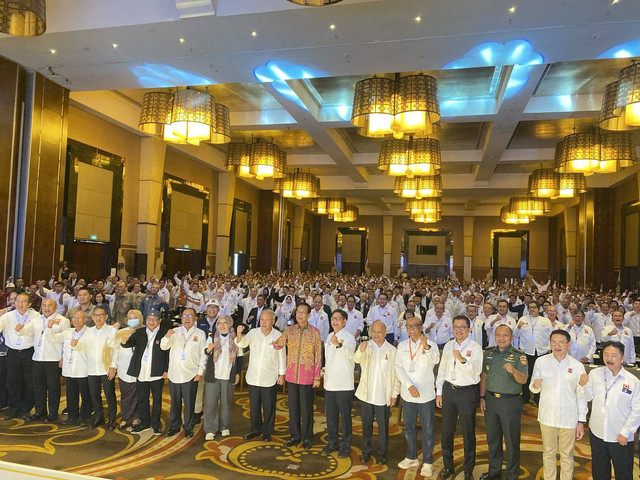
[592,188,616,290]
[21,74,68,283]
[0,57,24,281]
[256,190,276,273]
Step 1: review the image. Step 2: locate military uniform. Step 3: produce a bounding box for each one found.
[482,346,528,480]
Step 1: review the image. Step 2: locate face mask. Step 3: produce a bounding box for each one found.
[127,318,140,328]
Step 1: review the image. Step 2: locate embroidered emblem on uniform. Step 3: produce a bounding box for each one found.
[193,337,198,341]
[622,384,632,394]
[466,350,472,356]
[444,324,448,328]
[520,356,526,365]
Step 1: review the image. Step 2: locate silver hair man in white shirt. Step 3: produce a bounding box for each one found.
[354,320,399,465]
[566,310,596,364]
[529,329,588,480]
[322,309,356,459]
[583,341,640,480]
[235,309,285,442]
[435,315,483,480]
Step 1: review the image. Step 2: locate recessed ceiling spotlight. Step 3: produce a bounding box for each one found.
[329,24,336,30]
[112,43,118,49]
[415,16,422,22]
[251,31,257,37]
[508,5,516,13]
[611,0,619,4]
[179,37,185,43]
[50,49,56,54]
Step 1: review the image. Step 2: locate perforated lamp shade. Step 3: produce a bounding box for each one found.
[164,89,215,146]
[393,175,442,198]
[330,205,358,222]
[405,197,442,215]
[599,132,637,173]
[225,143,252,178]
[508,197,550,216]
[249,142,279,179]
[311,197,345,215]
[557,173,587,198]
[501,205,534,224]
[392,74,440,138]
[378,139,409,175]
[408,138,442,176]
[290,171,319,199]
[614,64,640,127]
[273,174,294,197]
[599,82,636,131]
[527,169,559,198]
[210,103,231,144]
[0,0,45,36]
[555,133,601,175]
[351,77,396,138]
[138,92,174,136]
[410,211,441,223]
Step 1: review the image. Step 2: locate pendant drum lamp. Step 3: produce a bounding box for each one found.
[138,92,174,136]
[527,169,559,198]
[0,0,45,36]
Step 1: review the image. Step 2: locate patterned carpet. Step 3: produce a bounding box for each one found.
[0,383,636,480]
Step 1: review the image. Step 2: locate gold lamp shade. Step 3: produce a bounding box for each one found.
[555,133,601,175]
[275,150,287,178]
[164,89,215,145]
[249,142,279,179]
[599,81,635,131]
[410,211,441,223]
[138,92,174,136]
[408,137,442,176]
[210,103,231,144]
[392,74,440,138]
[312,197,346,215]
[508,197,550,216]
[286,0,342,4]
[273,174,294,197]
[290,171,319,199]
[331,204,358,222]
[405,197,442,215]
[501,205,534,224]
[225,143,252,178]
[393,175,442,198]
[527,169,559,198]
[557,173,587,198]
[599,131,637,173]
[351,77,397,138]
[614,63,640,127]
[0,0,45,36]
[378,139,410,176]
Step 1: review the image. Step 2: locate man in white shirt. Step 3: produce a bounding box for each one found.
[322,309,356,458]
[240,287,259,325]
[514,301,552,403]
[566,310,596,363]
[484,300,516,347]
[18,298,69,422]
[586,301,611,344]
[309,295,330,343]
[583,341,640,480]
[466,304,484,348]
[435,315,483,480]
[0,292,39,419]
[39,282,70,316]
[602,310,636,365]
[424,303,453,349]
[344,296,364,339]
[529,329,588,480]
[73,305,119,429]
[235,309,285,442]
[160,307,207,438]
[354,320,399,465]
[395,317,440,478]
[623,298,640,353]
[366,293,396,344]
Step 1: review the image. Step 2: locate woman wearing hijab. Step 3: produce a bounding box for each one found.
[203,315,243,440]
[275,295,295,331]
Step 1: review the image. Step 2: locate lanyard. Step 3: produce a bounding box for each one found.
[409,340,422,362]
[604,371,620,403]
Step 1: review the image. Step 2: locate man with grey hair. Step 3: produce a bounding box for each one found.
[236,309,286,442]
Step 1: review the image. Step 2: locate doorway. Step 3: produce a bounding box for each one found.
[336,227,368,274]
[492,230,529,282]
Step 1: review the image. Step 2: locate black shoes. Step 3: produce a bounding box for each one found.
[375,455,387,465]
[89,419,105,429]
[321,445,338,455]
[243,432,260,440]
[360,453,371,462]
[131,424,150,433]
[464,474,474,480]
[193,412,203,424]
[152,427,162,436]
[284,438,300,447]
[62,418,78,426]
[45,414,58,423]
[480,473,501,480]
[165,429,179,437]
[184,429,194,438]
[263,434,271,442]
[338,448,350,458]
[440,468,454,479]
[106,422,116,431]
[302,439,312,449]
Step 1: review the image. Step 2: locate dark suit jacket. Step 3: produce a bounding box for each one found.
[122,326,170,378]
[247,306,267,329]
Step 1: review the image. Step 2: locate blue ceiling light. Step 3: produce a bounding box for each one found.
[130,63,214,88]
[253,60,326,110]
[598,37,640,59]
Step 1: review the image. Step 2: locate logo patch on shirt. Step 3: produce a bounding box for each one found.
[622,384,632,394]
[584,328,589,333]
[520,356,527,365]
[193,337,198,342]
[466,350,472,357]
[444,324,448,328]
[568,368,573,373]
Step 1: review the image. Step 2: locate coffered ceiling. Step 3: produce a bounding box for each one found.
[1,0,639,216]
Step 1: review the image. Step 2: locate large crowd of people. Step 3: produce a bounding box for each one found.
[1,270,639,480]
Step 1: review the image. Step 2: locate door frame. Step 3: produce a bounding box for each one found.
[492,230,529,282]
[336,227,368,274]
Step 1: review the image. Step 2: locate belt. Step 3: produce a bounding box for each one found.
[445,381,478,390]
[487,390,520,399]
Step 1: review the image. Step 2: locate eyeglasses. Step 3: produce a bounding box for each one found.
[550,341,568,347]
[182,314,195,318]
[406,324,422,330]
[452,326,469,330]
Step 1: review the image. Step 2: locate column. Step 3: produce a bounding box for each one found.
[383,216,393,276]
[563,205,578,286]
[136,138,166,279]
[292,207,305,274]
[463,217,474,281]
[214,172,236,274]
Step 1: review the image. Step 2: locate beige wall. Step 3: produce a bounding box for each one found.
[234,179,260,263]
[319,215,384,273]
[614,174,638,269]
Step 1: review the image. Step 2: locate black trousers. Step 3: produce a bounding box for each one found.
[441,382,479,474]
[248,383,277,436]
[33,361,61,417]
[361,401,389,456]
[522,354,539,403]
[0,355,8,408]
[287,382,314,442]
[87,375,117,424]
[590,431,634,480]
[485,394,522,480]
[65,376,91,421]
[325,390,354,450]
[168,379,198,432]
[136,379,165,430]
[6,347,34,415]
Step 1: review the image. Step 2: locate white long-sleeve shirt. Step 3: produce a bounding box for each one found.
[19,313,70,361]
[529,353,587,429]
[160,325,207,383]
[567,324,596,363]
[423,315,453,345]
[484,314,517,347]
[623,311,640,337]
[48,327,89,378]
[468,317,484,347]
[73,325,119,376]
[583,366,640,442]
[354,340,399,406]
[366,305,396,334]
[602,326,636,364]
[436,337,483,395]
[344,308,364,338]
[0,309,40,350]
[324,329,356,391]
[309,309,329,342]
[394,337,440,403]
[514,315,552,356]
[235,328,286,387]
